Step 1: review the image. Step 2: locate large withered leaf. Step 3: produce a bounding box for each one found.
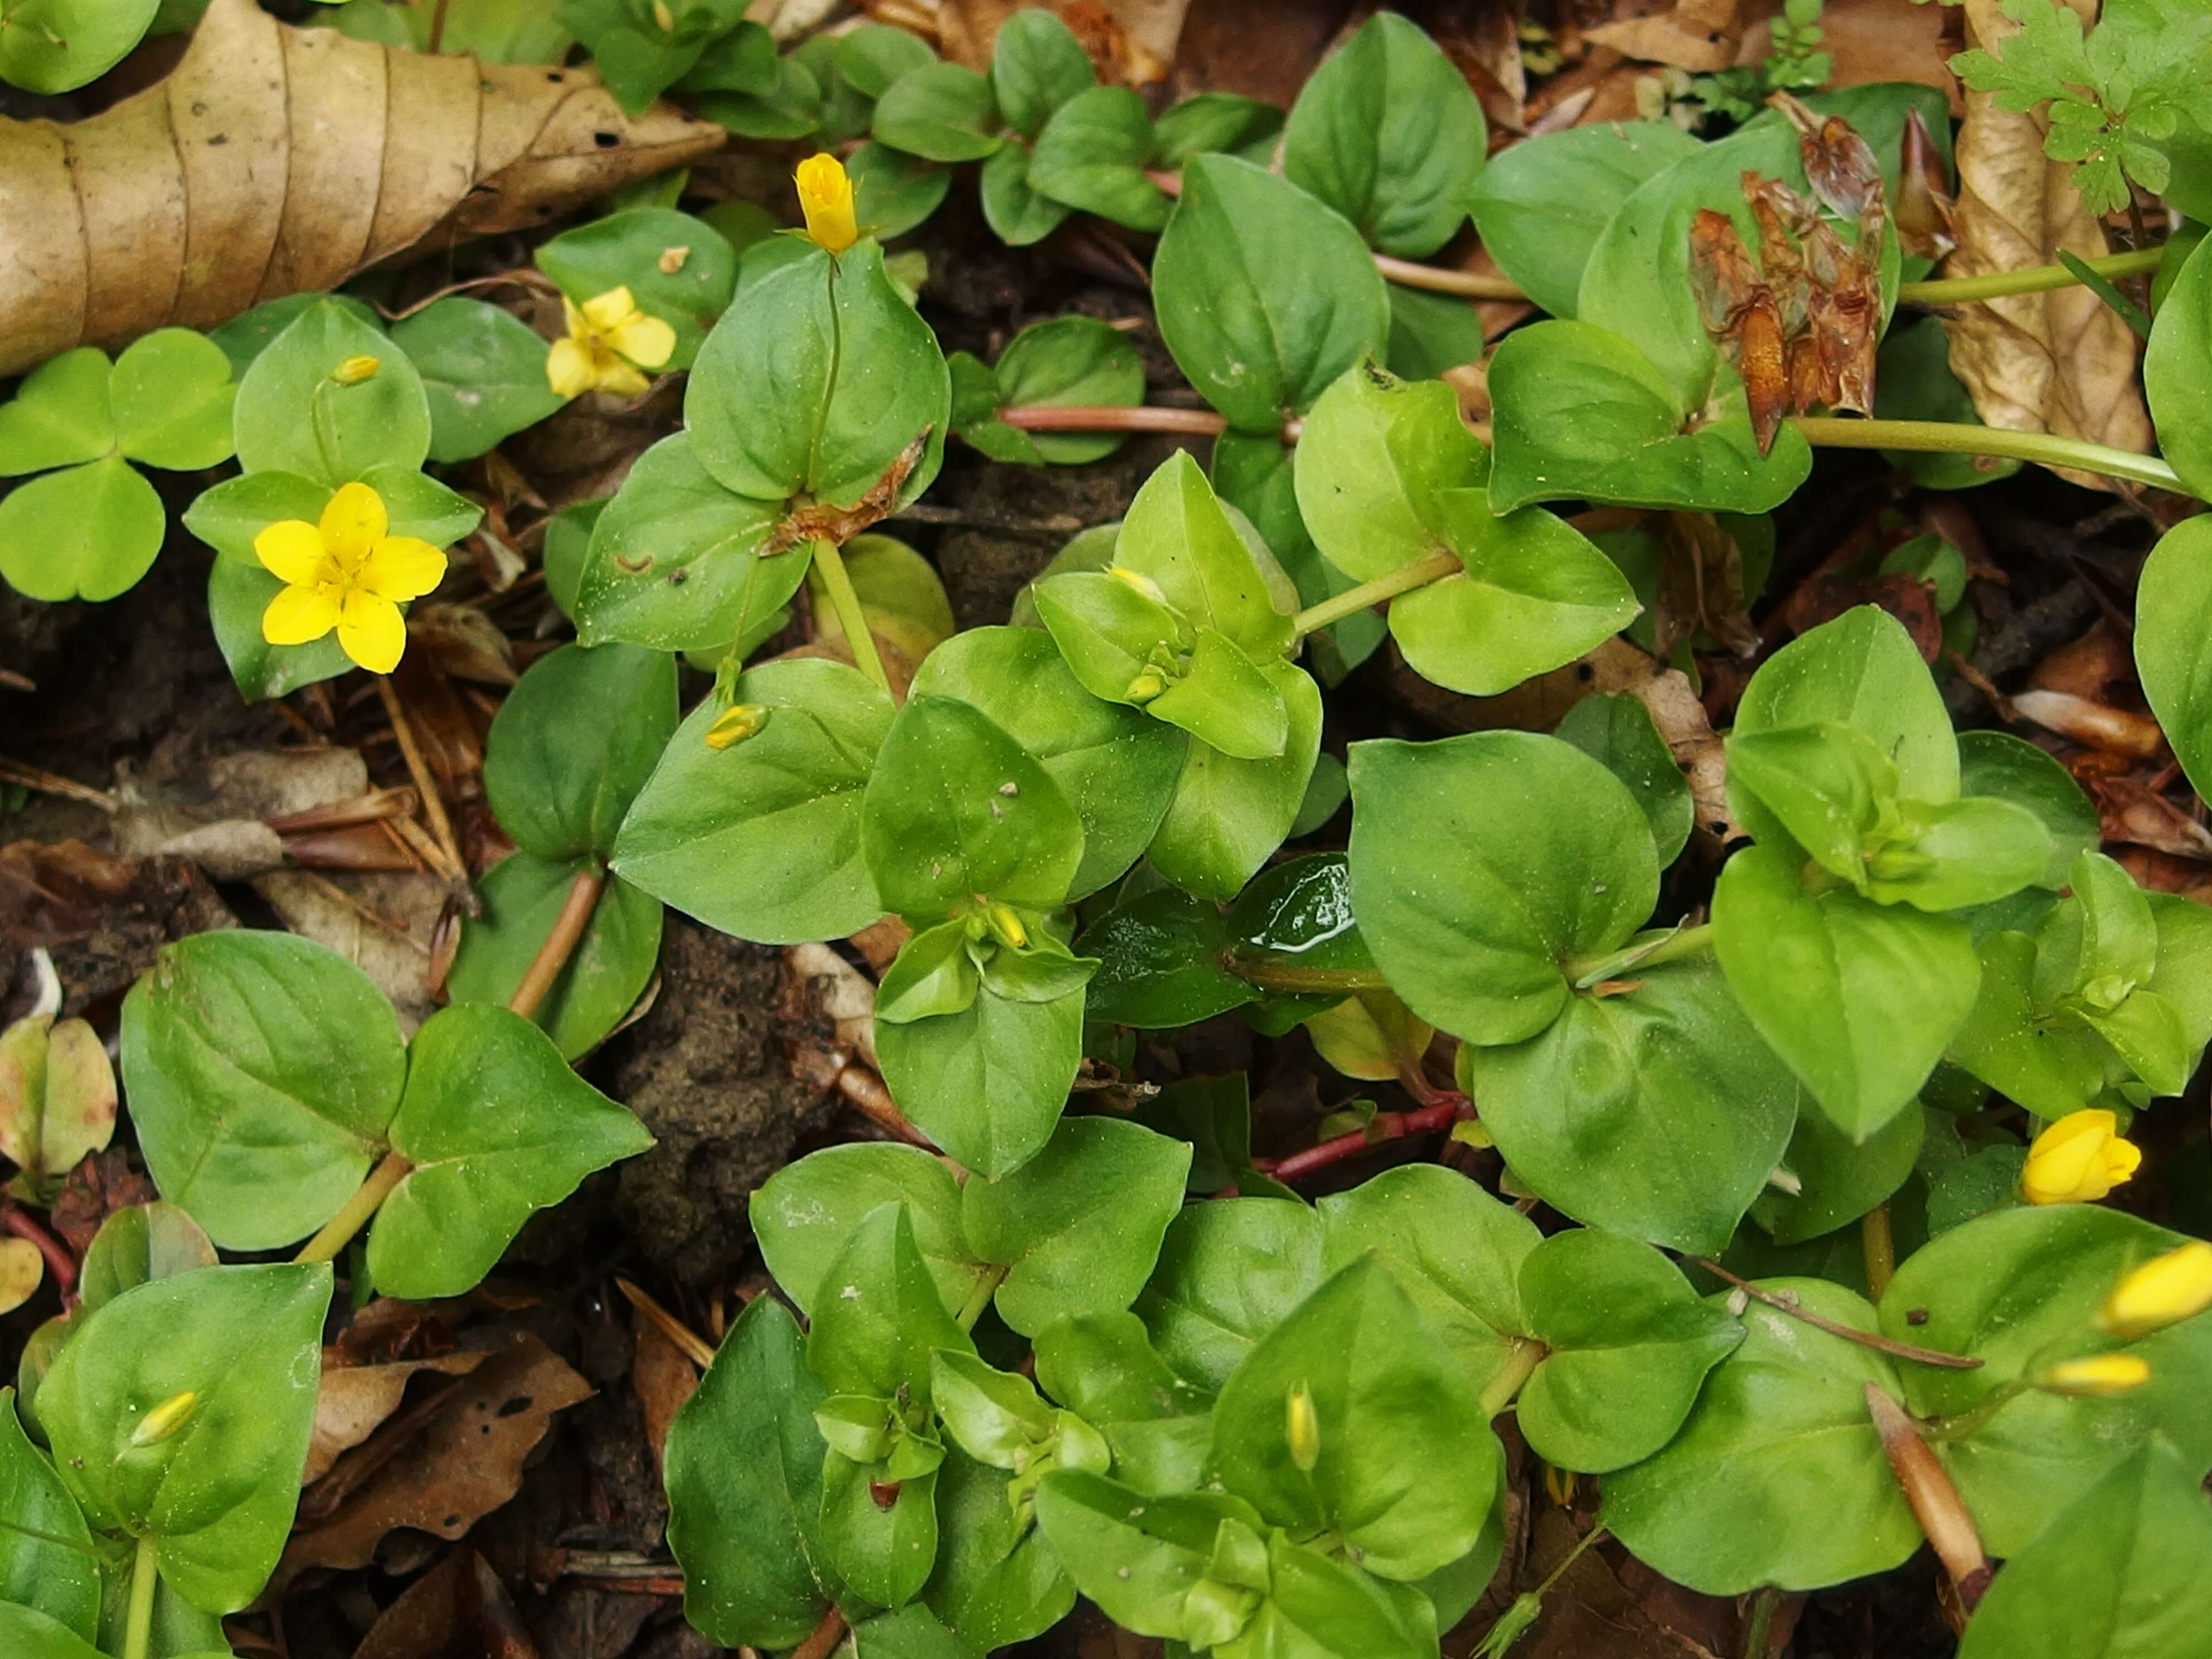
[0,0,725,376]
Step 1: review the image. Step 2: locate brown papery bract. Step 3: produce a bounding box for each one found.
[0,0,725,376]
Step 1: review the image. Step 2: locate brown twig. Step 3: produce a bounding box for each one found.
[1000,404,1229,436]
[374,677,467,880]
[1370,251,1527,299]
[1257,1098,1471,1184]
[836,1062,938,1152]
[614,1276,717,1370]
[507,866,604,1020]
[1692,1260,1982,1369]
[792,1607,848,1659]
[0,756,115,813]
[426,0,453,56]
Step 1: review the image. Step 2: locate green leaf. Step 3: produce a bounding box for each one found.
[821,1456,943,1612]
[1280,12,1485,258]
[2135,515,2212,807]
[1346,730,1659,1045]
[1035,1310,1215,1424]
[40,1263,333,1613]
[1079,883,1258,1029]
[483,643,676,860]
[687,241,948,510]
[2145,202,2212,501]
[1317,1163,1540,1399]
[0,456,166,603]
[1292,362,1483,580]
[873,62,1002,162]
[444,857,662,1060]
[1879,1204,2212,1556]
[537,206,739,371]
[1752,1099,1927,1246]
[368,1005,652,1299]
[0,1389,101,1638]
[1715,843,1978,1139]
[1727,721,1896,882]
[693,51,822,139]
[120,932,405,1250]
[978,143,1073,247]
[1027,86,1169,230]
[1238,1532,1440,1659]
[1153,154,1390,433]
[663,1296,837,1648]
[877,982,1088,1179]
[75,1204,217,1319]
[1032,1472,1263,1641]
[0,1604,111,1659]
[1600,1279,1917,1594]
[910,627,1185,899]
[233,300,428,487]
[862,696,1086,918]
[1136,1199,1325,1391]
[810,1201,975,1403]
[1555,692,1695,867]
[989,8,1093,138]
[205,293,382,380]
[848,141,953,239]
[204,559,353,702]
[387,299,566,463]
[612,657,894,943]
[1147,658,1322,899]
[1515,1229,1742,1473]
[962,1116,1191,1336]
[1153,93,1282,167]
[110,329,235,472]
[1486,320,1812,515]
[0,347,113,476]
[830,21,933,98]
[1956,1437,2212,1659]
[573,433,798,652]
[751,1142,985,1319]
[922,1449,1076,1649]
[361,462,482,550]
[180,470,329,565]
[1873,316,2021,490]
[1958,729,2100,890]
[986,317,1147,466]
[1461,955,1799,1253]
[1118,448,1296,660]
[1209,1257,1500,1580]
[0,0,159,93]
[1465,122,1702,319]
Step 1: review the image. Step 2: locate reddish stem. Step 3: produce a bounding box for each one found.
[4,1206,76,1299]
[1000,405,1229,435]
[507,867,604,1021]
[790,1606,847,1659]
[1257,1098,1471,1184]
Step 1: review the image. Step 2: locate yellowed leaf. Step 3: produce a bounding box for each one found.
[0,1238,41,1317]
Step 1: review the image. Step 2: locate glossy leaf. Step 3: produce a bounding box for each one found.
[751,1142,985,1319]
[1136,1199,1326,1391]
[0,1389,101,1638]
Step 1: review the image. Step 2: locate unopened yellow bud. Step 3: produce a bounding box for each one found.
[332,355,381,386]
[130,1390,197,1447]
[2101,1240,2212,1339]
[1107,565,1168,606]
[652,0,676,30]
[795,154,858,255]
[1125,668,1167,702]
[704,704,769,750]
[2020,1109,2141,1206]
[1286,1384,1319,1472]
[2034,1354,2151,1397]
[984,903,1029,950]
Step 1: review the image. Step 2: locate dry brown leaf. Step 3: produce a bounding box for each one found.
[2088,775,2212,859]
[927,0,1192,81]
[305,1349,487,1486]
[1585,0,1745,74]
[2011,688,2166,760]
[1739,0,1958,103]
[0,0,725,376]
[1939,0,2152,491]
[630,1317,699,1467]
[279,1333,592,1589]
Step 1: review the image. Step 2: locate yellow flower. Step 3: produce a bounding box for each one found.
[254,483,447,675]
[2034,1354,2151,1396]
[2101,1240,2212,1338]
[797,153,858,254]
[546,286,676,400]
[2019,1109,2141,1206]
[703,703,768,750]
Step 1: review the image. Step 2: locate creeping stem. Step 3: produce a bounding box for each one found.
[507,865,605,1021]
[1478,1336,1548,1418]
[1220,953,1392,994]
[123,1531,158,1659]
[1788,417,2187,495]
[1895,247,2164,305]
[811,536,892,694]
[956,1264,1010,1332]
[295,1151,415,1266]
[1291,551,1462,638]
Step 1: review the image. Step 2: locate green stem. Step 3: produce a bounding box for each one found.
[1293,551,1461,638]
[1478,1337,1549,1418]
[956,1264,1009,1332]
[1564,922,1716,987]
[1789,416,2187,495]
[295,1151,414,1266]
[1221,953,1392,995]
[1740,1585,1782,1659]
[123,1531,158,1659]
[1862,1203,1895,1303]
[1896,247,2164,304]
[812,536,891,693]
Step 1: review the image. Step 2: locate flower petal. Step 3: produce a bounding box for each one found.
[581,286,639,332]
[254,519,329,587]
[595,358,651,399]
[335,590,408,674]
[262,582,341,647]
[546,337,595,399]
[361,535,448,604]
[561,297,588,338]
[320,481,389,561]
[608,313,676,371]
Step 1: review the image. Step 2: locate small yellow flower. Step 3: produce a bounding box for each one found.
[2101,1240,2212,1338]
[332,355,381,385]
[254,482,446,675]
[2034,1354,2151,1396]
[704,703,769,750]
[984,903,1029,950]
[546,286,676,400]
[129,1390,198,1447]
[1286,1384,1320,1472]
[2019,1109,2141,1206]
[797,153,858,254]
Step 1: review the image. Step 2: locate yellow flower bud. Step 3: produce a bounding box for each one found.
[1286,1384,1320,1472]
[2101,1240,2212,1339]
[984,903,1029,950]
[2019,1109,2141,1206]
[130,1390,198,1447]
[652,0,676,30]
[332,355,381,385]
[2034,1354,2151,1396]
[1124,667,1167,702]
[796,154,858,255]
[1107,565,1169,606]
[704,704,769,750]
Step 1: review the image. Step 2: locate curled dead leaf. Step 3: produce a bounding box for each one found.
[305,1349,488,1486]
[1585,0,1747,72]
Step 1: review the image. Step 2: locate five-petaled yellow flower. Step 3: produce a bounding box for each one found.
[254,482,446,675]
[2034,1354,2151,1396]
[546,285,676,400]
[797,153,858,254]
[2019,1109,2141,1206]
[2101,1240,2212,1338]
